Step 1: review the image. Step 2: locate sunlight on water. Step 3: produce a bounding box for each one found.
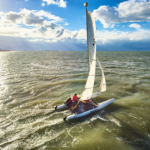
[0,51,150,150]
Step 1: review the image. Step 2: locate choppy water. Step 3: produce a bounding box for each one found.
[0,51,150,150]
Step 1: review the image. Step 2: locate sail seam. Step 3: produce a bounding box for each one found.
[88,34,94,38]
[89,47,95,50]
[87,23,93,29]
[88,32,96,38]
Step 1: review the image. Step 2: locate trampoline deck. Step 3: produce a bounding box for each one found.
[66,100,98,114]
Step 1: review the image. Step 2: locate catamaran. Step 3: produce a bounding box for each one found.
[55,2,114,121]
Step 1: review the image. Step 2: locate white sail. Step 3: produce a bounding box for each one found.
[97,57,106,92]
[87,11,96,70]
[80,10,96,100]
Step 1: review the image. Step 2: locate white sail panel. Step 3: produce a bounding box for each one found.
[97,57,106,92]
[84,59,96,89]
[80,59,96,100]
[80,10,96,100]
[87,11,96,70]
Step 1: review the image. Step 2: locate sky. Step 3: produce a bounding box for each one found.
[0,0,150,51]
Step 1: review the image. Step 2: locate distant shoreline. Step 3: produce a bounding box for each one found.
[0,50,11,52]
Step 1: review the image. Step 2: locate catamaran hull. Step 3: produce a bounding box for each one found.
[65,98,114,121]
[55,104,67,110]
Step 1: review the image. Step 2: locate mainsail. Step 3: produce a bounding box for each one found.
[80,9,97,100]
[86,11,96,70]
[80,6,106,101]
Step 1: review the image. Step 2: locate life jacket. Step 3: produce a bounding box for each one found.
[73,96,78,101]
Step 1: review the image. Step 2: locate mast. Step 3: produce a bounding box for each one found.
[84,2,90,71]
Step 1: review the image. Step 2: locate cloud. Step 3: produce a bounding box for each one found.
[37,26,47,33]
[0,12,4,16]
[5,12,22,23]
[73,33,78,38]
[0,9,74,43]
[110,23,115,28]
[56,28,64,37]
[41,3,45,6]
[64,22,69,25]
[35,10,63,22]
[96,28,150,44]
[0,9,63,27]
[129,23,141,28]
[42,0,67,8]
[23,12,45,25]
[0,9,66,40]
[93,0,150,28]
[44,22,59,29]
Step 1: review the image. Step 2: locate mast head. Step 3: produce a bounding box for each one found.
[84,2,88,7]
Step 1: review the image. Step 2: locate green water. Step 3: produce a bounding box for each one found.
[0,51,150,150]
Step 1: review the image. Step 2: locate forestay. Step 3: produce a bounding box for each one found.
[80,10,96,100]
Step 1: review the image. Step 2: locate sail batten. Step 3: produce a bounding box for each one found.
[88,34,94,38]
[88,23,93,27]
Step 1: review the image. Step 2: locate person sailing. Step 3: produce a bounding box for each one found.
[72,94,79,102]
[65,98,72,105]
[71,94,80,113]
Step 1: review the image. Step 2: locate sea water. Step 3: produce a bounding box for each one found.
[0,51,150,150]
